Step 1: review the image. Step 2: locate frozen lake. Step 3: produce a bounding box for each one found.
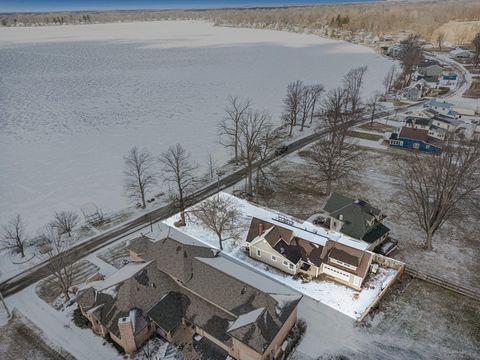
[0,21,393,229]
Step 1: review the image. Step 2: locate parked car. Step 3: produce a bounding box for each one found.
[275,144,289,156]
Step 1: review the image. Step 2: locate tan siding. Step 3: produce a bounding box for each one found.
[249,240,297,275]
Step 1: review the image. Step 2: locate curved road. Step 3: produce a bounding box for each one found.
[1,53,470,298]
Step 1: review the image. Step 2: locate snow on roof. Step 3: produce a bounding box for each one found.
[424,99,454,109]
[214,192,368,250]
[91,261,152,292]
[228,307,265,332]
[450,48,471,55]
[146,222,212,248]
[197,255,298,296]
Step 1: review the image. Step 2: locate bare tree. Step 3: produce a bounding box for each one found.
[299,84,324,131]
[399,34,423,86]
[238,109,274,195]
[307,88,362,195]
[343,66,367,116]
[366,92,382,126]
[38,226,74,300]
[50,211,79,238]
[254,123,285,199]
[205,153,217,183]
[190,195,242,250]
[1,215,27,258]
[308,84,325,125]
[436,32,445,51]
[383,64,397,95]
[159,144,197,226]
[282,80,304,136]
[218,96,252,162]
[123,146,157,208]
[398,141,480,250]
[473,32,480,68]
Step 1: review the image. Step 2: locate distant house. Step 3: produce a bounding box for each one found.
[404,116,432,130]
[428,125,448,141]
[439,72,458,87]
[416,61,444,82]
[449,48,472,60]
[320,192,391,251]
[423,99,460,119]
[245,216,373,291]
[401,80,430,101]
[389,126,442,153]
[77,225,301,359]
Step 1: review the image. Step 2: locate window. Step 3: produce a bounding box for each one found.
[425,144,430,149]
[271,255,277,262]
[256,249,261,257]
[399,141,403,146]
[413,143,420,150]
[289,264,294,270]
[283,260,289,266]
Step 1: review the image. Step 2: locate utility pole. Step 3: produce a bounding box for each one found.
[0,291,11,319]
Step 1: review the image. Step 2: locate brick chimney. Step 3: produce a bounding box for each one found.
[258,222,264,236]
[118,316,137,354]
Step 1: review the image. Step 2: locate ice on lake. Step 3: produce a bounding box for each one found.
[0,21,393,228]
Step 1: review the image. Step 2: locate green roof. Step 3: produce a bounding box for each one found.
[323,192,384,241]
[362,223,390,244]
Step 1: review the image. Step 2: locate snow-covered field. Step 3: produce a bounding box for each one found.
[0,20,393,232]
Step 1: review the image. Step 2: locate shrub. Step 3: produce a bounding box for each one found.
[72,307,90,329]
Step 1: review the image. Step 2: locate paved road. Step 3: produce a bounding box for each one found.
[0,120,345,297]
[2,55,469,298]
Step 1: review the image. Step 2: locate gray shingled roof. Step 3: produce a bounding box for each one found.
[82,230,301,355]
[128,234,216,283]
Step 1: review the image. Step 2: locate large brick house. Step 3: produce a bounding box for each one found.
[76,225,301,359]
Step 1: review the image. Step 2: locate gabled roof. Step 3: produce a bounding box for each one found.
[227,309,281,354]
[88,228,302,355]
[399,127,429,142]
[320,240,372,278]
[322,192,383,241]
[405,116,431,127]
[128,231,216,284]
[424,99,454,110]
[362,223,390,244]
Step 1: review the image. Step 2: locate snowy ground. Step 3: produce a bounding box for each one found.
[0,20,394,233]
[255,145,480,291]
[163,192,399,320]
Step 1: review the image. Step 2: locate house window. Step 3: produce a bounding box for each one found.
[271,255,277,262]
[399,141,403,146]
[256,249,261,257]
[425,144,430,149]
[289,264,294,270]
[283,260,288,266]
[413,143,420,150]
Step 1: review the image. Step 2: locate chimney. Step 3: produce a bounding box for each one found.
[258,222,264,236]
[339,214,343,221]
[118,316,137,354]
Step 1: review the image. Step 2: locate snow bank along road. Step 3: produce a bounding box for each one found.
[0,112,389,298]
[0,93,451,298]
